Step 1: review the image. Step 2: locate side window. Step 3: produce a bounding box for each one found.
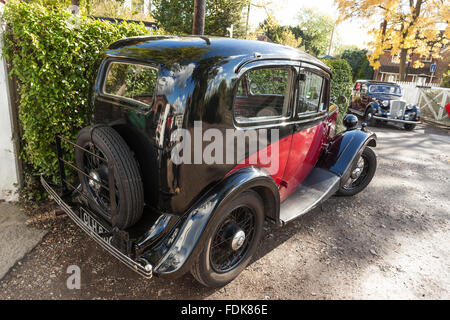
[361,84,368,94]
[297,71,324,115]
[103,62,158,106]
[233,67,292,123]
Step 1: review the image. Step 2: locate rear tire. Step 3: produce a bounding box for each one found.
[75,126,144,229]
[191,190,264,287]
[404,123,416,131]
[336,147,377,197]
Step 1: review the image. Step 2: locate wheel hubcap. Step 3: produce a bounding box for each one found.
[343,156,367,189]
[351,167,362,179]
[88,171,101,191]
[231,229,246,251]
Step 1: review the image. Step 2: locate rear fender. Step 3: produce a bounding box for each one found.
[152,166,279,277]
[317,128,376,187]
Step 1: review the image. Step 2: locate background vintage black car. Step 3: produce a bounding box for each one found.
[349,80,421,130]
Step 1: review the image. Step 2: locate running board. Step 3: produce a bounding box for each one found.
[348,107,364,116]
[279,168,340,224]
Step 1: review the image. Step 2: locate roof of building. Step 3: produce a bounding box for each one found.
[379,65,431,75]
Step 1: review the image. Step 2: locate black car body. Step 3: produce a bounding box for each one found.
[349,80,421,130]
[41,36,377,287]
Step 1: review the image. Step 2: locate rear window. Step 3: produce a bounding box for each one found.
[103,62,158,106]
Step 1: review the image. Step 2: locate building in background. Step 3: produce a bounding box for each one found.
[373,46,449,86]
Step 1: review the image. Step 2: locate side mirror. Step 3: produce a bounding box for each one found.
[336,95,348,105]
[343,114,358,130]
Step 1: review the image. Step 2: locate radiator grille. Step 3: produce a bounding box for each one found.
[389,100,406,119]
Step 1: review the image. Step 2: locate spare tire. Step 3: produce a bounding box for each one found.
[75,125,144,229]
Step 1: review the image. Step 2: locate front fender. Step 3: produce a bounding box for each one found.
[412,106,421,119]
[317,128,376,186]
[152,166,279,278]
[367,102,381,114]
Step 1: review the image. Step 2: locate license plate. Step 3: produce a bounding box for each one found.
[80,208,112,244]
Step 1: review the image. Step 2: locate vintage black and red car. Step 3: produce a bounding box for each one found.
[41,36,377,287]
[348,80,421,130]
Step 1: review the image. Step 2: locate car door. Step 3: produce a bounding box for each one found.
[351,81,361,111]
[360,83,370,112]
[279,64,329,201]
[231,62,297,188]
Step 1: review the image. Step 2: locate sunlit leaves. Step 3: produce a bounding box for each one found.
[335,0,449,75]
[1,0,152,188]
[322,58,353,129]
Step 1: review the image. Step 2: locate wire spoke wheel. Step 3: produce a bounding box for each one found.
[343,155,369,190]
[191,190,264,287]
[209,206,255,273]
[337,147,377,197]
[82,143,120,217]
[75,126,144,229]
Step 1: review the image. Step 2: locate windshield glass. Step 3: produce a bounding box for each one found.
[368,84,402,95]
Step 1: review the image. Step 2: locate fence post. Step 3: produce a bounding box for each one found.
[0,3,21,201]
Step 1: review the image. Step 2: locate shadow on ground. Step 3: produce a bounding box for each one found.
[1,123,449,299]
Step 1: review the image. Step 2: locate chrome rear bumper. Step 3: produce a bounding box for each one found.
[41,174,152,279]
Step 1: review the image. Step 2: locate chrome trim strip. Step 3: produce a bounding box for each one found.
[41,175,152,279]
[235,113,327,130]
[372,116,420,124]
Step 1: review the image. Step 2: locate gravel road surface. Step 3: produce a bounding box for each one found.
[1,123,449,299]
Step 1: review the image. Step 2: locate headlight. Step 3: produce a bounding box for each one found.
[406,104,413,110]
[382,100,389,107]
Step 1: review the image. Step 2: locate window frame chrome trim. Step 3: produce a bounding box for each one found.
[100,59,160,110]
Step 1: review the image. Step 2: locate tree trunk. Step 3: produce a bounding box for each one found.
[70,0,80,16]
[399,48,408,81]
[192,0,206,35]
[144,0,152,15]
[245,2,251,36]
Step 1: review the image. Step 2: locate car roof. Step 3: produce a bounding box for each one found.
[106,36,331,74]
[356,80,399,86]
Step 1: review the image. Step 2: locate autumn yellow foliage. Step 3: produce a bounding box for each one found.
[335,0,449,78]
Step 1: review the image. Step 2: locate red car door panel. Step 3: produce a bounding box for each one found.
[279,67,329,202]
[280,122,325,201]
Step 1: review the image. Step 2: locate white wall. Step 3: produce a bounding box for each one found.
[0,3,20,201]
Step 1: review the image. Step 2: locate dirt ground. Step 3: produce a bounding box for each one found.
[1,123,449,300]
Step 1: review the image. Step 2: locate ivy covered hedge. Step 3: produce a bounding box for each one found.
[322,58,353,130]
[1,0,153,196]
